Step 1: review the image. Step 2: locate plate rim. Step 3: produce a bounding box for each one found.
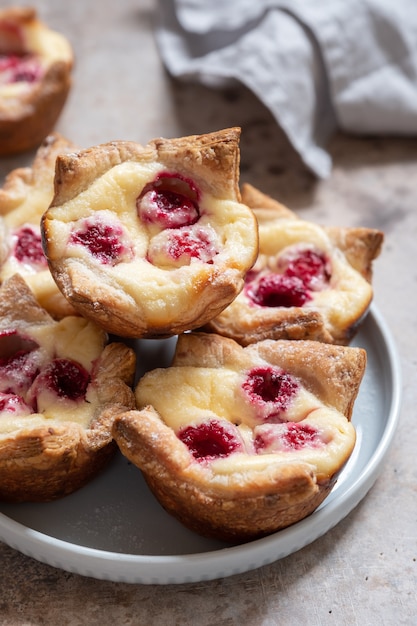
[0,305,402,584]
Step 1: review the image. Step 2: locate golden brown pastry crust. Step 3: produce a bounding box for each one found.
[204,183,383,345]
[0,133,78,318]
[42,128,258,338]
[0,7,73,156]
[113,332,365,542]
[114,406,334,543]
[50,128,243,205]
[0,132,75,216]
[0,275,136,502]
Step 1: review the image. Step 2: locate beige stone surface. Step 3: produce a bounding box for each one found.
[0,1,416,624]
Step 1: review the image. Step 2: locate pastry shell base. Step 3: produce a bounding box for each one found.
[113,333,365,542]
[204,183,384,346]
[0,275,136,502]
[42,128,258,338]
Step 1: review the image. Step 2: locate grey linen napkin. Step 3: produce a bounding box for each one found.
[155,0,417,177]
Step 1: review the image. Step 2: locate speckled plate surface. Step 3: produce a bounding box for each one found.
[0,306,401,585]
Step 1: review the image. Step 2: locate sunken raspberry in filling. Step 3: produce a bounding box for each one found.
[254,422,324,453]
[241,366,299,422]
[0,330,42,395]
[166,227,216,262]
[138,172,220,267]
[0,53,42,85]
[0,349,40,396]
[137,172,200,229]
[0,328,91,417]
[28,358,90,409]
[178,419,243,461]
[246,248,331,308]
[147,224,218,267]
[247,274,311,308]
[0,392,32,416]
[13,225,48,268]
[278,248,331,291]
[69,216,133,265]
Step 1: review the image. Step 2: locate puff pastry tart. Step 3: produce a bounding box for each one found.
[113,332,364,542]
[41,128,258,338]
[0,274,136,502]
[204,184,383,345]
[0,7,73,156]
[0,133,78,318]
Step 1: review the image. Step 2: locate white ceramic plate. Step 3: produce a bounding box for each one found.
[0,307,401,584]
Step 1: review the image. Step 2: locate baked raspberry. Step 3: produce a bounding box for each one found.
[245,247,331,309]
[0,330,41,395]
[0,53,42,85]
[13,226,48,267]
[254,422,323,453]
[137,172,200,229]
[69,217,133,265]
[30,358,90,403]
[178,419,243,461]
[246,274,311,308]
[0,392,32,416]
[167,227,217,262]
[279,248,330,291]
[147,224,218,267]
[244,268,259,284]
[242,366,299,422]
[0,329,38,357]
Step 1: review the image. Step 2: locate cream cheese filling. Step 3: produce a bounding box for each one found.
[44,161,257,321]
[232,218,372,332]
[0,317,107,434]
[135,359,356,479]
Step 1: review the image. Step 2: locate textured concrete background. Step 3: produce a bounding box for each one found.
[0,1,416,624]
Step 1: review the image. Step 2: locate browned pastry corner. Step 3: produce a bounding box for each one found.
[41,128,259,338]
[0,7,73,156]
[113,332,365,543]
[0,274,136,502]
[0,132,78,318]
[0,132,76,215]
[203,183,383,346]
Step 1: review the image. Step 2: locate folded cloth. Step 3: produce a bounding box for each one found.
[156,0,417,177]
